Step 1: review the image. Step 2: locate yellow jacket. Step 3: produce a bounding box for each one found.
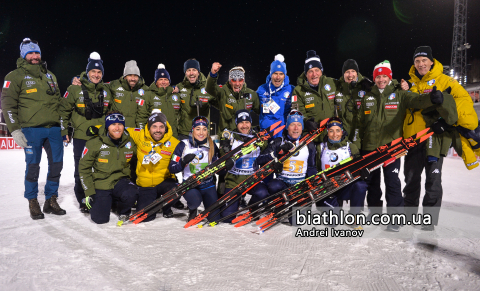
[403,59,479,169]
[127,122,180,187]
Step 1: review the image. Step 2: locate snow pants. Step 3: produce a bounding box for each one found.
[362,150,404,217]
[73,138,87,207]
[314,181,368,215]
[221,182,269,223]
[22,127,64,200]
[90,178,138,224]
[137,178,178,222]
[184,182,219,221]
[403,143,443,225]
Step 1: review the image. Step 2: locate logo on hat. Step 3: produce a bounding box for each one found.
[138,89,145,96]
[379,68,382,72]
[172,95,179,101]
[277,65,281,68]
[324,84,331,91]
[95,63,99,67]
[309,65,312,69]
[161,73,165,76]
[358,91,365,98]
[388,93,396,100]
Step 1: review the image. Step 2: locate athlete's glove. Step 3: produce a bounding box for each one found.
[272,160,284,174]
[86,126,99,136]
[181,153,196,167]
[305,118,319,132]
[429,86,444,105]
[225,158,235,171]
[431,118,450,134]
[11,129,29,148]
[277,142,294,156]
[220,138,231,153]
[83,196,94,210]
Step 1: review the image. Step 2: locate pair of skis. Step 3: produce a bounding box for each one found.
[117,121,285,226]
[184,118,330,228]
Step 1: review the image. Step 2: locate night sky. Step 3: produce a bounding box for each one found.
[1,0,479,93]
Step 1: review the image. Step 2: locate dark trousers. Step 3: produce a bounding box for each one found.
[129,154,138,183]
[90,178,138,224]
[184,182,219,220]
[73,138,87,206]
[22,127,64,200]
[137,178,178,222]
[403,143,443,225]
[362,150,404,216]
[221,183,269,223]
[331,181,367,215]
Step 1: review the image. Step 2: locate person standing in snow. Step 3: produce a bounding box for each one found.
[59,52,111,213]
[400,46,477,230]
[1,38,66,220]
[256,54,294,138]
[79,111,138,224]
[356,60,451,232]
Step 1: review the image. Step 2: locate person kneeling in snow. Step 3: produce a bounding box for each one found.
[79,111,138,224]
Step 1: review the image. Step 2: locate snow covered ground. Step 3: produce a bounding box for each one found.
[1,146,480,291]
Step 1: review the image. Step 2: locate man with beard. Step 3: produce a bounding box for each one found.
[206,63,260,132]
[1,38,66,220]
[126,112,181,220]
[256,54,295,138]
[60,52,110,213]
[219,110,269,223]
[176,59,217,141]
[136,64,181,138]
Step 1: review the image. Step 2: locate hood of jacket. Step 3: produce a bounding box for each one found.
[16,57,47,78]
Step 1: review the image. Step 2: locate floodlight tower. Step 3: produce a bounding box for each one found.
[450,0,470,86]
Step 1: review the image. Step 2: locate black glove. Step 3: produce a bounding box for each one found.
[359,78,374,92]
[86,126,99,136]
[272,161,284,174]
[225,158,235,171]
[429,86,443,105]
[444,86,452,94]
[277,142,294,156]
[220,138,231,153]
[431,118,450,134]
[305,118,319,132]
[181,153,196,167]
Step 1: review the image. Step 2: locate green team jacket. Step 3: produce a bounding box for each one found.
[107,76,149,128]
[420,95,458,158]
[219,130,268,189]
[59,72,111,140]
[176,73,217,136]
[136,82,181,138]
[356,80,438,151]
[334,73,365,144]
[291,73,337,123]
[79,131,136,197]
[205,73,260,132]
[1,58,62,132]
[315,138,360,172]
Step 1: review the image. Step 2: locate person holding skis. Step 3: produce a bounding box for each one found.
[169,116,222,222]
[219,110,270,223]
[79,111,138,224]
[256,54,294,138]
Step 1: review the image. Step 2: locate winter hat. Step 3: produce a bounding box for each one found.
[155,63,171,84]
[20,38,41,59]
[147,112,168,129]
[373,60,392,80]
[342,59,359,75]
[229,66,245,81]
[327,117,343,129]
[105,112,125,130]
[184,58,200,73]
[235,109,252,125]
[304,50,323,73]
[413,46,434,62]
[286,110,304,129]
[86,52,104,79]
[191,116,209,131]
[270,54,287,75]
[123,60,140,77]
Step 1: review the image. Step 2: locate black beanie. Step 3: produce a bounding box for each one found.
[147,112,167,129]
[235,109,252,125]
[184,59,200,73]
[413,46,434,62]
[342,59,359,75]
[304,50,323,73]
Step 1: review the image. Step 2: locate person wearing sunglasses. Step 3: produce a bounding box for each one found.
[78,111,138,224]
[59,52,111,213]
[1,38,65,220]
[175,59,217,141]
[169,116,223,222]
[256,54,295,139]
[256,110,317,223]
[125,112,181,220]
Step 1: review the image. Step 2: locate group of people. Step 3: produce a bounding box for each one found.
[2,38,480,231]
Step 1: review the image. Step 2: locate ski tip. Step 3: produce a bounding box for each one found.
[319,118,329,128]
[416,127,430,138]
[117,221,124,227]
[271,120,282,129]
[419,132,434,143]
[391,136,402,146]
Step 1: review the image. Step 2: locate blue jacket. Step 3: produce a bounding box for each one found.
[256,74,294,138]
